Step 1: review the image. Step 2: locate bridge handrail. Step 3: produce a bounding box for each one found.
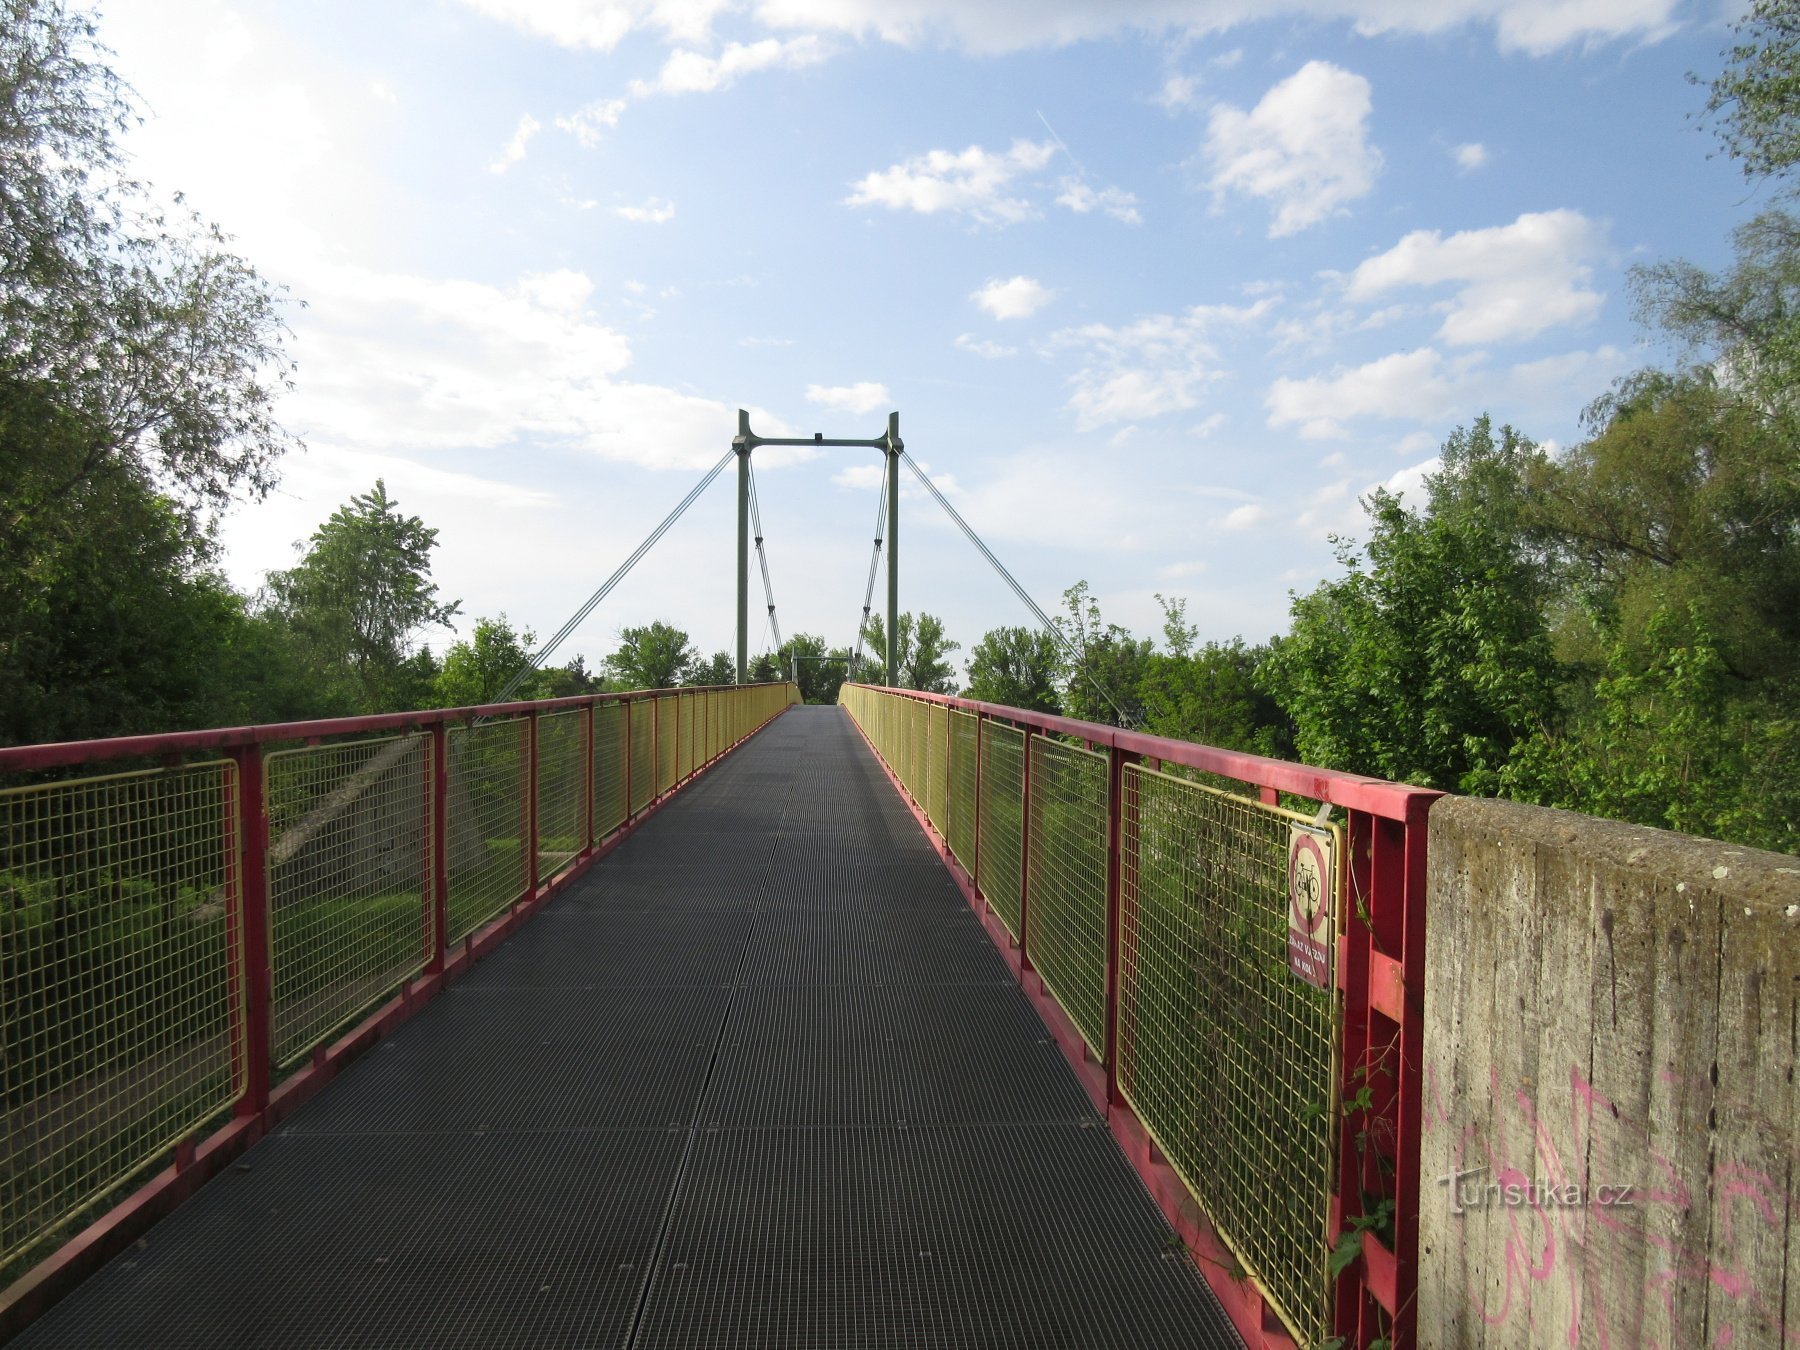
[840,682,1437,1350]
[0,681,801,1335]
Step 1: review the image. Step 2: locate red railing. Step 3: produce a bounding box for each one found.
[0,681,799,1336]
[840,684,1438,1350]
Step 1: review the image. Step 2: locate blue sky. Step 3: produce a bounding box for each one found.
[98,0,1758,675]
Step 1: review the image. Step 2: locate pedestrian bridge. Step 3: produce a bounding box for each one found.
[0,684,1434,1349]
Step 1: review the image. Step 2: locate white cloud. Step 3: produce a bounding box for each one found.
[1345,209,1607,346]
[846,139,1057,226]
[555,98,627,146]
[456,0,735,50]
[1265,342,1629,438]
[1159,559,1210,579]
[1190,412,1228,438]
[806,381,893,414]
[614,197,676,223]
[1267,347,1461,439]
[629,35,828,95]
[1056,178,1143,224]
[1053,299,1272,429]
[488,113,542,173]
[1156,74,1200,111]
[955,333,1018,358]
[370,80,399,105]
[747,0,1678,57]
[1453,141,1488,171]
[973,274,1054,320]
[1204,61,1381,237]
[1221,503,1269,530]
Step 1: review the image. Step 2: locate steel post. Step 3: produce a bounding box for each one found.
[736,411,751,685]
[885,412,900,687]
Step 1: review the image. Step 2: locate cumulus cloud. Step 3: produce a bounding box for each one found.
[629,35,827,95]
[456,0,734,50]
[1205,61,1381,236]
[1053,300,1272,429]
[955,333,1018,358]
[1056,178,1143,224]
[1345,209,1607,346]
[486,114,540,174]
[1453,141,1488,170]
[846,139,1057,226]
[972,275,1054,320]
[555,97,627,146]
[1221,503,1269,530]
[746,0,1678,57]
[1265,342,1628,438]
[1156,73,1200,111]
[806,381,893,414]
[614,197,676,223]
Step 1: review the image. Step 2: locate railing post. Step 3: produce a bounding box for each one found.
[971,711,983,894]
[227,744,272,1117]
[622,696,634,824]
[1103,742,1138,1107]
[583,701,596,854]
[525,710,540,902]
[652,692,661,799]
[427,722,449,974]
[1018,727,1034,973]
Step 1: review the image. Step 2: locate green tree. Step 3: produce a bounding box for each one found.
[1703,0,1800,188]
[1055,581,1150,727]
[264,481,459,713]
[1,0,296,533]
[747,652,779,684]
[1261,418,1561,792]
[1139,634,1294,759]
[963,626,1062,712]
[773,633,851,703]
[435,615,535,708]
[604,620,696,689]
[859,611,961,692]
[683,650,735,687]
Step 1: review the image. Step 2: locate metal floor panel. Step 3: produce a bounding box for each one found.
[632,1123,1240,1350]
[17,705,1239,1350]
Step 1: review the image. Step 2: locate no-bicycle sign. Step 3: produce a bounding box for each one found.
[1287,823,1335,990]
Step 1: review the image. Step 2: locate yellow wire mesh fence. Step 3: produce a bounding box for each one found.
[1118,765,1339,1347]
[534,711,588,883]
[1024,736,1110,1057]
[446,718,528,942]
[947,710,978,876]
[0,763,239,1272]
[976,721,1024,939]
[265,734,432,1066]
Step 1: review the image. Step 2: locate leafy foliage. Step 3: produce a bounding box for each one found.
[605,620,697,690]
[264,481,457,714]
[1704,0,1800,188]
[859,611,961,692]
[963,626,1062,712]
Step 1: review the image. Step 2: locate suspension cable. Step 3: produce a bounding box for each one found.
[748,461,782,653]
[850,470,888,681]
[488,447,735,707]
[899,453,1136,728]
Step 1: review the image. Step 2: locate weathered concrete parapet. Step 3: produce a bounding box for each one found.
[1419,796,1800,1349]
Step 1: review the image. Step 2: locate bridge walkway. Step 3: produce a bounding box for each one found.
[14,705,1239,1349]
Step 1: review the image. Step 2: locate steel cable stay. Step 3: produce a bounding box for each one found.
[747,460,783,654]
[850,471,888,682]
[488,447,736,709]
[898,453,1137,728]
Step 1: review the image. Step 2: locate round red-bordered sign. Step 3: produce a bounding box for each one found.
[1289,830,1330,935]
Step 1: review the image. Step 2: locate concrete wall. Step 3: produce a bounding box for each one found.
[1420,796,1800,1349]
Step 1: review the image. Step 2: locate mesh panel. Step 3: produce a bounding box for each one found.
[977,722,1025,939]
[682,692,696,780]
[265,735,431,1066]
[534,711,587,882]
[924,705,947,834]
[594,701,627,838]
[947,711,978,876]
[445,719,527,942]
[657,695,677,796]
[0,763,238,1270]
[630,701,654,815]
[1024,738,1108,1057]
[1118,765,1338,1347]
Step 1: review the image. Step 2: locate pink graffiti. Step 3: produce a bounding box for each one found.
[1452,1065,1799,1348]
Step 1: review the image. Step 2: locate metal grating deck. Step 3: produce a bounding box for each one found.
[13,706,1240,1350]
